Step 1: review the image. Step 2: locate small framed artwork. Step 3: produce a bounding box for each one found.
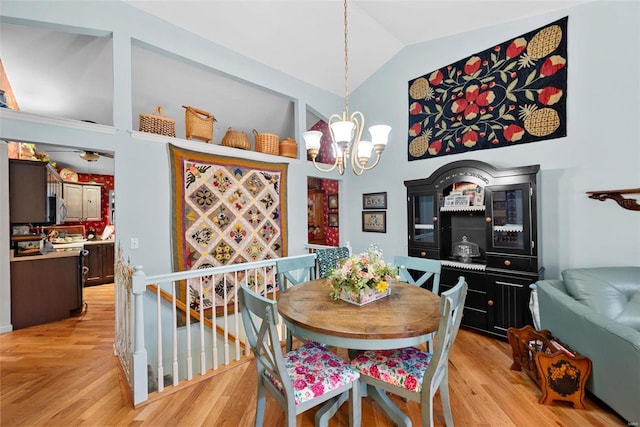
[454,195,471,207]
[328,194,338,209]
[362,211,386,233]
[444,196,456,207]
[328,212,339,227]
[363,192,387,210]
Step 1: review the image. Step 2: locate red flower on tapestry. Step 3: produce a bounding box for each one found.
[464,56,481,75]
[462,130,478,147]
[428,140,442,155]
[506,37,527,59]
[540,55,566,77]
[451,84,496,121]
[429,70,444,86]
[538,87,563,105]
[503,124,525,142]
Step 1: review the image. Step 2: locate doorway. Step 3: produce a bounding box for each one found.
[307,177,340,247]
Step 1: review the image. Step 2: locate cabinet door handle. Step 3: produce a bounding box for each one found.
[432,216,438,222]
[420,251,426,257]
[487,300,494,307]
[504,259,511,266]
[485,217,492,223]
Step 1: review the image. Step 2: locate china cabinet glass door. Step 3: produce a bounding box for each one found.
[485,184,532,255]
[408,191,437,248]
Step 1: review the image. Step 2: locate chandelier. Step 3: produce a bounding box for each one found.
[303,0,391,176]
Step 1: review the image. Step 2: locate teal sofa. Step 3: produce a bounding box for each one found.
[536,267,640,424]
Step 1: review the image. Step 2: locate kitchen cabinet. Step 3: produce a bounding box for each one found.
[64,183,102,221]
[84,242,115,286]
[10,252,84,329]
[9,159,62,224]
[307,189,325,244]
[405,160,542,339]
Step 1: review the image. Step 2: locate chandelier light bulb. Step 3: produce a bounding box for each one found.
[303,130,323,151]
[369,125,391,147]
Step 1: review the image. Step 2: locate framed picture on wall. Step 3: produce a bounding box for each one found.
[328,194,338,209]
[362,192,387,210]
[362,211,386,233]
[328,212,339,227]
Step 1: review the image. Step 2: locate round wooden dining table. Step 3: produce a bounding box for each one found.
[277,279,441,351]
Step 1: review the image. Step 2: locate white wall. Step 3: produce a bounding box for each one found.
[344,0,640,279]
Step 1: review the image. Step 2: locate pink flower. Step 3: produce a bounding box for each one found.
[404,375,418,391]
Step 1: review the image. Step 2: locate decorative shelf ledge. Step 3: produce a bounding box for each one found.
[586,188,640,211]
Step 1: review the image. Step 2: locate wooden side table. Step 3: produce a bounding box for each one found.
[507,325,592,409]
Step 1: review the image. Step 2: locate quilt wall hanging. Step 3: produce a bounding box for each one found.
[408,17,567,160]
[169,144,288,314]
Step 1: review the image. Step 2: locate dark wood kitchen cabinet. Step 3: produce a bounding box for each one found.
[405,160,543,339]
[9,159,63,224]
[10,253,84,329]
[84,242,115,286]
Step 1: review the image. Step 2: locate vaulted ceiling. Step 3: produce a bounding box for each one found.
[1,0,589,174]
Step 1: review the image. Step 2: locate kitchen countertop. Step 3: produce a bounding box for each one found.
[10,248,83,262]
[83,239,115,246]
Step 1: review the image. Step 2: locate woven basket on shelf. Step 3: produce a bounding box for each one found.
[279,137,298,158]
[253,129,279,155]
[221,128,251,150]
[183,105,216,143]
[139,106,176,137]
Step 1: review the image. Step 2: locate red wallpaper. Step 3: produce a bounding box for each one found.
[321,179,339,247]
[61,172,114,236]
[308,120,336,165]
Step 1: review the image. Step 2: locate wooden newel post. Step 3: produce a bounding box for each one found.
[132,265,148,406]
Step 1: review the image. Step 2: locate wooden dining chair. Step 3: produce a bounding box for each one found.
[238,282,361,427]
[316,246,350,278]
[275,254,316,350]
[393,255,442,294]
[275,254,316,292]
[350,276,468,427]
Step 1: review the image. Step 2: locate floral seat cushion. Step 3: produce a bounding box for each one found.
[351,347,432,393]
[265,342,359,404]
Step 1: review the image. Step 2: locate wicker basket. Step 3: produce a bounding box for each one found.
[139,106,176,137]
[253,129,279,155]
[279,137,298,158]
[183,105,216,143]
[221,127,251,150]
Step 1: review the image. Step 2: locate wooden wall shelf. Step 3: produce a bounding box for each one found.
[586,188,640,211]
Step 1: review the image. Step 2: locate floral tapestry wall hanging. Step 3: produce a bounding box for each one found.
[169,144,288,314]
[408,17,567,160]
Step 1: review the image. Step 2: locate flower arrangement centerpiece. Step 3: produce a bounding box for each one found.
[328,245,398,306]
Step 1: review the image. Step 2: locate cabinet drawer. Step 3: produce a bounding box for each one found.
[461,307,487,331]
[442,282,486,311]
[441,267,486,292]
[486,254,536,272]
[409,247,439,259]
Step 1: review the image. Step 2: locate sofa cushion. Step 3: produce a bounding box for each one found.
[563,267,640,331]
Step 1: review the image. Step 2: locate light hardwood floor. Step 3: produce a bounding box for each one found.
[0,283,627,426]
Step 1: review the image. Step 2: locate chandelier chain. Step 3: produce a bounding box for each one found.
[343,0,349,116]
